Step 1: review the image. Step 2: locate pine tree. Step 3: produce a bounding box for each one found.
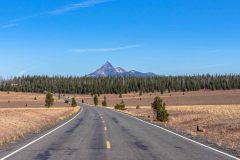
[151,96,169,122]
[94,95,98,106]
[45,92,54,108]
[71,97,77,107]
[102,96,107,107]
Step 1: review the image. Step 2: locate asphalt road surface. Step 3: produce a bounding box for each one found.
[0,103,239,160]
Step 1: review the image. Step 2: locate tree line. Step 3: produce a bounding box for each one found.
[0,74,240,94]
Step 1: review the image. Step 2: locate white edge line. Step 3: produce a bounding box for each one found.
[0,107,83,160]
[115,110,240,160]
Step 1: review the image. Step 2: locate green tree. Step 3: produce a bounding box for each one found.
[45,92,54,108]
[102,96,107,107]
[151,96,169,122]
[71,97,77,107]
[94,95,98,106]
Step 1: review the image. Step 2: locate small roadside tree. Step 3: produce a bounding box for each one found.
[151,96,169,122]
[94,95,98,106]
[102,96,107,107]
[45,92,54,108]
[71,97,77,107]
[115,100,125,110]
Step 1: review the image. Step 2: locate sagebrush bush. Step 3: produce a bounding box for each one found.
[115,100,125,110]
[136,105,140,109]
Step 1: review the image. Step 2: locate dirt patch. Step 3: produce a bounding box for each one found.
[0,107,80,146]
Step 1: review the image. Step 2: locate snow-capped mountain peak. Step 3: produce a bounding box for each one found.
[88,62,157,77]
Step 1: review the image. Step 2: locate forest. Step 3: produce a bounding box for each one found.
[0,75,240,94]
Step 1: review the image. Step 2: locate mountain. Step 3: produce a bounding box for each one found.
[88,61,157,77]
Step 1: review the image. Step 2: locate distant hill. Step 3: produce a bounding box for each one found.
[88,61,157,77]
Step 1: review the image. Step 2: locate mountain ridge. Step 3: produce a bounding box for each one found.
[88,61,157,77]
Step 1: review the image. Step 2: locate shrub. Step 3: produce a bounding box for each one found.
[136,105,140,109]
[94,95,98,106]
[115,100,125,110]
[34,97,37,100]
[151,96,169,122]
[102,96,107,107]
[45,92,54,108]
[71,97,77,107]
[161,90,164,95]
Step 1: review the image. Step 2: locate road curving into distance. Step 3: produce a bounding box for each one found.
[0,103,239,160]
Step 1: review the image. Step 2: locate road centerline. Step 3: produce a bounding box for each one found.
[106,140,111,149]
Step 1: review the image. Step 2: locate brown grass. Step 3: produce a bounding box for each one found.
[0,107,80,146]
[167,105,240,150]
[123,105,240,152]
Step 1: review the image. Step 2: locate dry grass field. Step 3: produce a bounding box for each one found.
[71,89,240,107]
[124,105,240,152]
[0,92,69,108]
[0,107,80,146]
[0,92,80,146]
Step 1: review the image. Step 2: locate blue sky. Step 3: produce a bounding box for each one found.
[0,0,240,77]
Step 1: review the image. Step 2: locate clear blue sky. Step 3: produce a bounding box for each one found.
[0,0,240,77]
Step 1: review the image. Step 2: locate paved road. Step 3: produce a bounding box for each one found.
[0,104,238,160]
